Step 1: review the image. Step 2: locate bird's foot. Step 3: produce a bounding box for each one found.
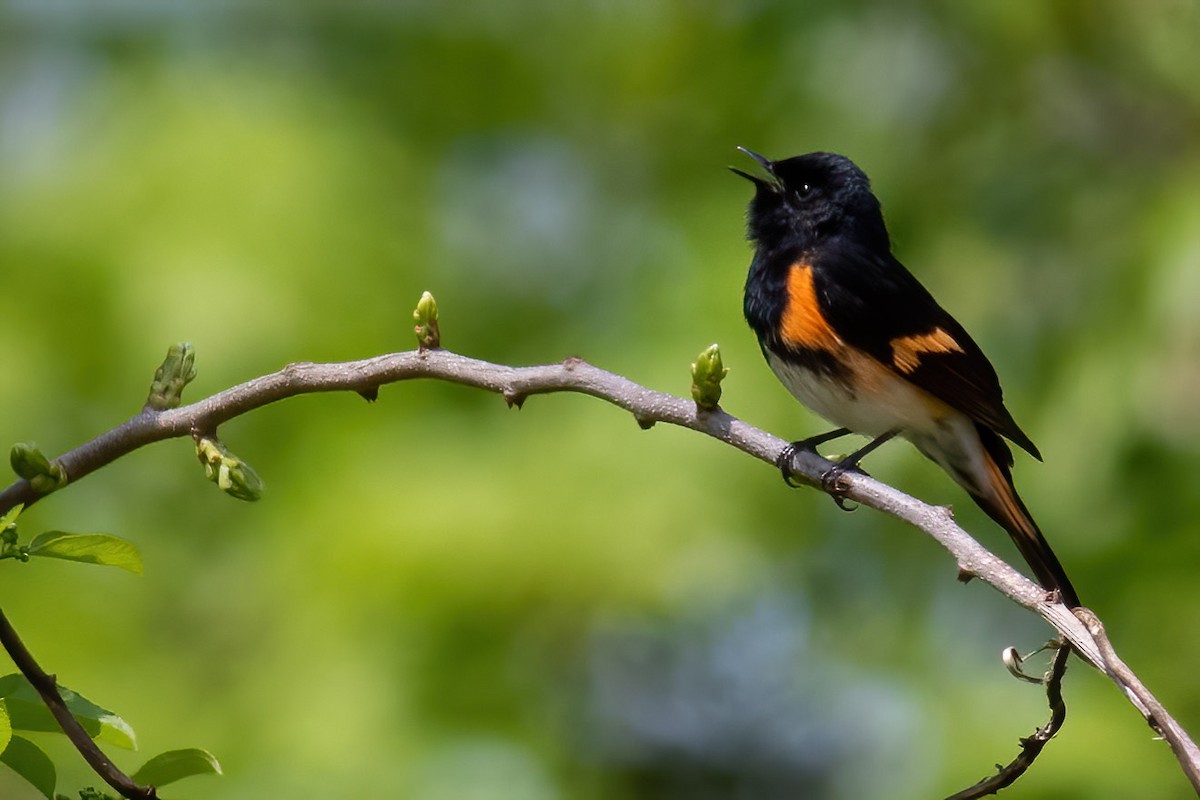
[816,429,898,511]
[776,428,852,487]
[820,460,866,511]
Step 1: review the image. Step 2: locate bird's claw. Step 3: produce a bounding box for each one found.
[777,442,804,487]
[821,462,864,511]
[777,430,852,488]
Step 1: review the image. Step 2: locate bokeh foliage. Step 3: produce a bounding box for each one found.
[2,1,1200,797]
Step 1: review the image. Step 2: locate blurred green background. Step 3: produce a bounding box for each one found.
[2,1,1200,798]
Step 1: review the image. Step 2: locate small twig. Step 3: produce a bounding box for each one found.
[944,642,1070,799]
[1074,607,1200,792]
[1003,643,1055,684]
[0,609,155,799]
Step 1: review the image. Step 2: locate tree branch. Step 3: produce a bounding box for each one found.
[0,347,1196,792]
[1074,607,1200,789]
[944,641,1071,799]
[0,609,155,799]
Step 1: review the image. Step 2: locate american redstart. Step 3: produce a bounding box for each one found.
[734,148,1080,608]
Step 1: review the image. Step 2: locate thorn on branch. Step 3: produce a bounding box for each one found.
[357,386,379,403]
[957,567,976,585]
[503,390,526,409]
[146,343,197,411]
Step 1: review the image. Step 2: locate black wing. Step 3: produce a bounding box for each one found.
[813,242,1041,460]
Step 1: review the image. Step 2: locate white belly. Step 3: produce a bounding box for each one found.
[766,349,991,496]
[766,349,942,436]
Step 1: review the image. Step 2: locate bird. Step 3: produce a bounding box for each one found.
[733,148,1080,608]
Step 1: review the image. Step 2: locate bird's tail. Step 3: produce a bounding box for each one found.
[970,428,1081,608]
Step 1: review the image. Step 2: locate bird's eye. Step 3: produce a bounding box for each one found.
[796,183,812,197]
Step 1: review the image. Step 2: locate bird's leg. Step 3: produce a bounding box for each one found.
[832,429,897,471]
[776,428,852,487]
[822,430,899,510]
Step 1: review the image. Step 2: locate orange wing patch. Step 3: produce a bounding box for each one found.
[890,328,963,373]
[781,264,841,350]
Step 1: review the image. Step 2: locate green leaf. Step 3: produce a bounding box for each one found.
[0,675,137,750]
[131,748,222,788]
[0,504,22,531]
[0,735,55,798]
[27,533,143,575]
[0,699,11,754]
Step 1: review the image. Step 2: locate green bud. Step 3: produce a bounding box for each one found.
[10,443,51,480]
[147,342,197,410]
[220,458,265,502]
[196,437,264,502]
[690,344,728,411]
[77,788,117,800]
[196,438,221,482]
[0,505,21,561]
[9,443,66,493]
[413,291,441,350]
[29,473,60,494]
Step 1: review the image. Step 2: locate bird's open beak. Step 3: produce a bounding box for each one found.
[729,146,776,188]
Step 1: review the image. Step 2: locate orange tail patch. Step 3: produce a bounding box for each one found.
[973,445,1081,608]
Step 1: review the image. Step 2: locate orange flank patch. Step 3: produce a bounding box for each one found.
[890,328,963,373]
[781,264,841,350]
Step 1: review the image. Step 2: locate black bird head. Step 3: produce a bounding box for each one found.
[732,148,890,255]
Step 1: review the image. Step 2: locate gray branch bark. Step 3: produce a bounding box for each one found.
[1,347,1196,792]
